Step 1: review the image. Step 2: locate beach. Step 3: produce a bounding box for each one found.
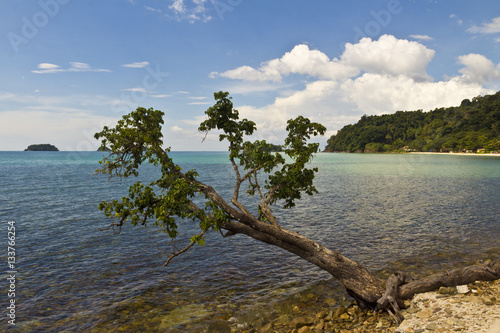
[396,280,500,333]
[409,152,500,157]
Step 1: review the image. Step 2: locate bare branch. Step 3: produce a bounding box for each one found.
[98,219,124,234]
[163,229,207,266]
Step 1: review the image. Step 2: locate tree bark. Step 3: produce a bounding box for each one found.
[399,258,500,300]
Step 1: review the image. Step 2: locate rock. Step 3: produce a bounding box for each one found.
[426,323,438,330]
[339,313,350,320]
[314,322,325,331]
[416,309,433,319]
[325,310,334,321]
[207,320,231,333]
[325,298,337,307]
[438,286,457,295]
[315,311,327,321]
[257,322,273,333]
[297,326,312,333]
[275,314,294,324]
[291,317,314,329]
[482,296,494,306]
[333,306,346,319]
[347,307,358,316]
[456,285,469,294]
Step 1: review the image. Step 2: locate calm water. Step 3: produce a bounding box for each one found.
[1,151,499,332]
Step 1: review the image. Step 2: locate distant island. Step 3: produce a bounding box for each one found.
[24,144,59,151]
[325,91,500,154]
[97,146,111,152]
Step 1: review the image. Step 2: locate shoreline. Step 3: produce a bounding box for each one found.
[408,152,500,157]
[322,151,500,156]
[243,279,500,332]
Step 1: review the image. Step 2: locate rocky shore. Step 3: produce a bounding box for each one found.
[231,280,500,333]
[396,280,500,333]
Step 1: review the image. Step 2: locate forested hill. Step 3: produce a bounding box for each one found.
[325,91,500,153]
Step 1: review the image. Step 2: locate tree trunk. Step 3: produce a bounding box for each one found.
[223,218,500,322]
[201,177,500,321]
[223,220,385,306]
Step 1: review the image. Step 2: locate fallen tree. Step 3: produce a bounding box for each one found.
[95,91,500,325]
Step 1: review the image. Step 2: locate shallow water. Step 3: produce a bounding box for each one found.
[1,151,499,332]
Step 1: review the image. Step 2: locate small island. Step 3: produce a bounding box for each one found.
[24,144,59,151]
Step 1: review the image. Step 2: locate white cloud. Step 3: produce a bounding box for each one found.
[409,34,433,41]
[168,0,212,23]
[122,87,148,93]
[450,14,463,25]
[38,63,61,70]
[150,94,172,98]
[215,44,358,82]
[122,61,150,68]
[144,6,162,13]
[32,62,111,74]
[209,35,497,146]
[215,35,435,83]
[341,74,491,115]
[468,16,500,34]
[341,35,435,81]
[458,53,500,84]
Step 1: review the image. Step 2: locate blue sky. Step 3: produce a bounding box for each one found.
[1,0,500,151]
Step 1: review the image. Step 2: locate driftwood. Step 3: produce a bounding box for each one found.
[399,258,500,299]
[371,258,500,325]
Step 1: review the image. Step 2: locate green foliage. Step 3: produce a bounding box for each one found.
[95,92,326,261]
[325,91,500,153]
[94,107,220,240]
[25,144,59,151]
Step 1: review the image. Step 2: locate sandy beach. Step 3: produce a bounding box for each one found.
[409,152,500,157]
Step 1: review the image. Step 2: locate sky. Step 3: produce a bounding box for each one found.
[1,0,500,151]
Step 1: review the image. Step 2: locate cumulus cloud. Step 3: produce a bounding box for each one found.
[468,16,500,34]
[214,35,435,83]
[458,53,500,84]
[207,35,497,147]
[32,62,111,74]
[341,74,490,115]
[214,44,359,82]
[341,35,435,81]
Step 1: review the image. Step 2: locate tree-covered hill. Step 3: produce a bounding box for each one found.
[325,91,500,153]
[24,144,59,151]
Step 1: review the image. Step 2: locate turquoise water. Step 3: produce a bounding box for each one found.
[1,151,499,331]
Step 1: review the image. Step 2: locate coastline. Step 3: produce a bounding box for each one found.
[240,279,500,332]
[408,152,500,157]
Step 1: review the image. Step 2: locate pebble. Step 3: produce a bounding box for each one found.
[230,280,500,333]
[397,280,500,333]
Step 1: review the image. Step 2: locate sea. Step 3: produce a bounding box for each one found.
[1,151,499,332]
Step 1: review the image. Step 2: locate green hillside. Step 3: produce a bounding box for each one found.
[24,144,59,151]
[325,91,500,153]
